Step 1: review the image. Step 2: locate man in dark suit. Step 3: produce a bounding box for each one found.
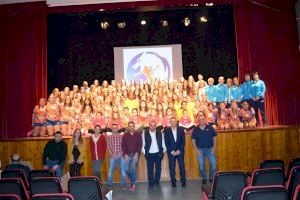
[142,120,166,191]
[164,117,186,187]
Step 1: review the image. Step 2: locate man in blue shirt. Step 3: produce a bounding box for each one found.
[232,77,243,107]
[215,76,228,105]
[251,72,267,126]
[191,113,217,185]
[205,78,217,105]
[241,74,253,104]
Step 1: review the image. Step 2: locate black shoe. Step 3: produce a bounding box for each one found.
[148,186,154,192]
[202,179,207,185]
[181,182,186,187]
[171,182,177,188]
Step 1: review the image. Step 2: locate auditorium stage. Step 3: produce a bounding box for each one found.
[0,126,299,182]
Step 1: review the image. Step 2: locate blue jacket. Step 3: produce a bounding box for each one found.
[231,85,243,102]
[215,83,228,103]
[205,85,217,103]
[251,80,266,98]
[164,126,185,154]
[241,80,253,100]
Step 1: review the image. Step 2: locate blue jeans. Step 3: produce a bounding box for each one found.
[124,153,138,185]
[92,159,103,181]
[197,148,216,180]
[107,157,126,187]
[47,160,63,178]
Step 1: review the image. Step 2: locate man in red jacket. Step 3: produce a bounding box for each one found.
[89,125,107,182]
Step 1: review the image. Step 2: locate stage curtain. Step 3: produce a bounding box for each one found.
[234,0,300,125]
[0,2,47,138]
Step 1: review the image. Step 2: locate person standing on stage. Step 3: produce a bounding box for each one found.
[215,76,228,105]
[89,125,107,181]
[191,114,217,185]
[107,123,126,190]
[205,78,217,105]
[251,72,267,126]
[164,117,186,188]
[42,131,67,178]
[121,121,142,191]
[142,120,166,191]
[241,73,253,105]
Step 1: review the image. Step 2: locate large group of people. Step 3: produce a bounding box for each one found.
[31,72,267,137]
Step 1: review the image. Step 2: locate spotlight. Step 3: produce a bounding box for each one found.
[140,20,147,26]
[118,22,126,29]
[160,20,168,27]
[101,21,109,30]
[183,17,190,26]
[205,3,214,7]
[200,16,208,23]
[99,8,105,12]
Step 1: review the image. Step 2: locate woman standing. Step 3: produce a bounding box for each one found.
[69,128,84,176]
[32,98,47,137]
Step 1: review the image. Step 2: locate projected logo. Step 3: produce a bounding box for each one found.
[125,52,171,82]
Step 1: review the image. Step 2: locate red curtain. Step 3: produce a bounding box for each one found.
[0,2,47,138]
[0,0,299,138]
[234,0,300,125]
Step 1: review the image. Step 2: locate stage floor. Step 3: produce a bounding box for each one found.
[111,179,202,200]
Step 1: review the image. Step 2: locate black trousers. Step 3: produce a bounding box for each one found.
[69,162,83,177]
[146,153,163,187]
[251,98,267,125]
[167,152,186,184]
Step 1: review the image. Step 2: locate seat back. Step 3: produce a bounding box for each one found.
[30,177,63,196]
[259,159,284,171]
[241,185,288,200]
[0,178,29,200]
[31,193,74,200]
[287,166,300,199]
[30,170,54,180]
[68,176,103,200]
[1,170,29,190]
[287,158,300,178]
[211,171,247,200]
[0,194,21,200]
[251,168,285,186]
[293,184,300,200]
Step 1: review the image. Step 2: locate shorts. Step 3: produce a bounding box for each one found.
[32,122,47,127]
[46,119,61,126]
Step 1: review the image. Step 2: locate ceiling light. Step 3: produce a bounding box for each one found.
[118,22,126,28]
[161,20,168,27]
[101,21,109,30]
[140,20,147,25]
[200,16,208,23]
[205,3,214,7]
[183,17,190,26]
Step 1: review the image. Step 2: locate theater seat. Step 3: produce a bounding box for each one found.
[241,185,288,200]
[30,177,63,196]
[286,158,300,179]
[0,178,30,200]
[68,176,106,200]
[293,184,300,200]
[31,193,74,200]
[287,166,300,199]
[259,159,284,171]
[1,170,29,190]
[30,170,54,180]
[202,171,247,200]
[0,194,21,200]
[250,168,285,186]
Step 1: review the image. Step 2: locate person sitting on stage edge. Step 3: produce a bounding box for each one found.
[42,131,67,178]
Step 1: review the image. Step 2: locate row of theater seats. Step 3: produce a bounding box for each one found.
[202,158,300,200]
[0,169,108,200]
